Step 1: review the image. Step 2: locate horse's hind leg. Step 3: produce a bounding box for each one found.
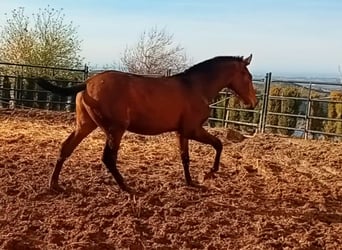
[51,128,94,191]
[101,128,130,192]
[50,94,97,191]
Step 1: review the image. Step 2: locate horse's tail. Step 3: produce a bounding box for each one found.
[33,78,87,96]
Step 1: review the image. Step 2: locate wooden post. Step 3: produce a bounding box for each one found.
[304,83,313,140]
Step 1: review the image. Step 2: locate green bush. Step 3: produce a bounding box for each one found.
[324,91,342,136]
[309,92,325,137]
[209,94,227,127]
[278,86,301,135]
[267,86,282,133]
[226,96,241,130]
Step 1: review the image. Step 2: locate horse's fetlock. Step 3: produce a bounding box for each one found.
[56,156,66,163]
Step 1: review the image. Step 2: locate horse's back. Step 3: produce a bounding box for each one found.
[84,71,191,135]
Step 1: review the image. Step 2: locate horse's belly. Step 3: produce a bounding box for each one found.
[127,116,179,135]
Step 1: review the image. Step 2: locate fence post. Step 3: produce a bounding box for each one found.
[223,91,230,128]
[259,72,272,133]
[264,72,272,133]
[0,77,2,108]
[304,83,313,139]
[258,73,268,133]
[15,76,24,107]
[84,64,89,80]
[166,69,172,77]
[2,76,11,108]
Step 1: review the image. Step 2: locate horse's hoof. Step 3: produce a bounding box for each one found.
[49,183,65,193]
[186,180,208,192]
[210,167,219,173]
[187,180,201,187]
[203,171,216,180]
[119,184,134,193]
[210,163,224,173]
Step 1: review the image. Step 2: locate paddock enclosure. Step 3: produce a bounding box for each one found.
[0,109,341,249]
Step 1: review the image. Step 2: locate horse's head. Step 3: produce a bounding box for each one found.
[228,54,258,109]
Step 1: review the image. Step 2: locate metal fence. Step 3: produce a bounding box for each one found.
[1,62,342,141]
[0,62,88,111]
[265,75,342,140]
[208,77,265,131]
[209,72,342,140]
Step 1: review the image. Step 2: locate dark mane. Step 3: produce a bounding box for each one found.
[183,56,244,74]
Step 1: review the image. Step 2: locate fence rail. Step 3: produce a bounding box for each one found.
[1,62,342,141]
[0,62,88,111]
[209,72,342,140]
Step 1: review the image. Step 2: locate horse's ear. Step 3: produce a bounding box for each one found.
[243,54,252,65]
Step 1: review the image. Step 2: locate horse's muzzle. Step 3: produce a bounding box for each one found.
[245,99,258,109]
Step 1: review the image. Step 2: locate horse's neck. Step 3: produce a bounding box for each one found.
[193,71,228,102]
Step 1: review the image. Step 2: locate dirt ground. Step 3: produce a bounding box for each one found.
[0,109,341,250]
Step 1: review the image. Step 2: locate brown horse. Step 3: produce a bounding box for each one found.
[36,55,257,192]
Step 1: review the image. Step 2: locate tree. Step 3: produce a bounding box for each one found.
[0,6,83,69]
[120,27,190,75]
[0,6,84,109]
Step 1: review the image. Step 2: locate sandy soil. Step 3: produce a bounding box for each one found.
[0,109,341,249]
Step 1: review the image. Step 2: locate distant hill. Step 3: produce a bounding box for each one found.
[252,75,342,94]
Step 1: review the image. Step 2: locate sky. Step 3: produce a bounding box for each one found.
[0,0,341,77]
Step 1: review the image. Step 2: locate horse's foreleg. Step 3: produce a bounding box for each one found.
[102,130,130,192]
[177,133,192,185]
[190,127,223,173]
